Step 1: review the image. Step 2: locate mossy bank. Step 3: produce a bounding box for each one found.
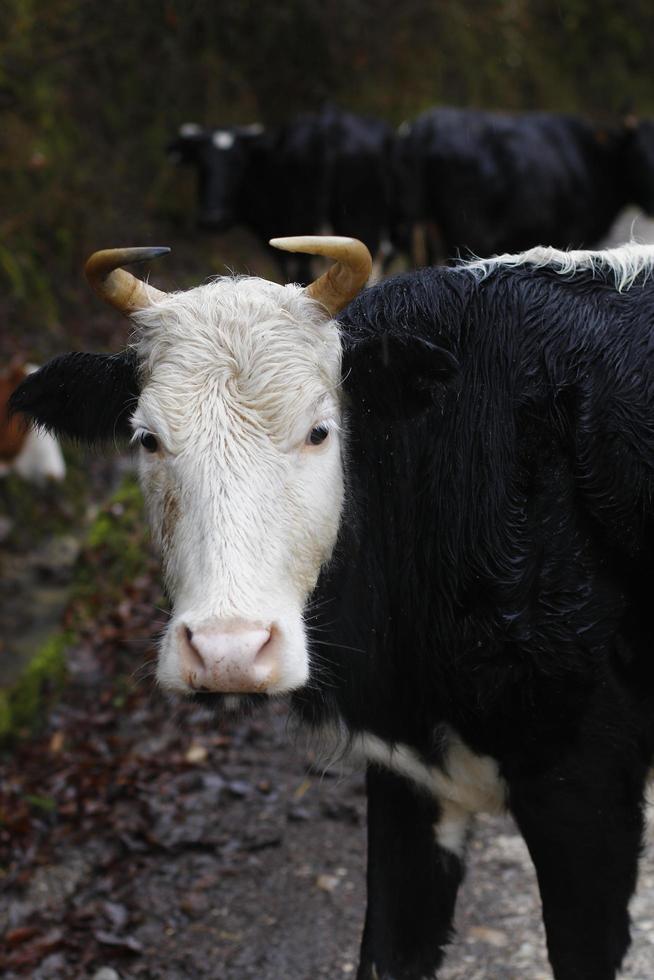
[0,472,155,743]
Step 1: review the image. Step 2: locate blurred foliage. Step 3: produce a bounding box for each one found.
[0,632,69,741]
[80,475,151,596]
[1,0,654,341]
[0,474,157,742]
[1,445,89,550]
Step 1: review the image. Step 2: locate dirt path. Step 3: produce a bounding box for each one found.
[4,670,654,979]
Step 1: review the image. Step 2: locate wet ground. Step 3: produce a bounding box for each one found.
[0,455,133,691]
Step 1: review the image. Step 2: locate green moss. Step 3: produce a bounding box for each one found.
[25,793,57,814]
[0,474,153,743]
[0,693,11,740]
[88,477,143,547]
[0,632,69,741]
[80,474,150,591]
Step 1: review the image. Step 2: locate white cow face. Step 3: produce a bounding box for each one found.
[130,277,344,697]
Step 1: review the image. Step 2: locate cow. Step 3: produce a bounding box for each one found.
[0,360,65,483]
[393,107,654,265]
[10,237,654,980]
[168,107,394,280]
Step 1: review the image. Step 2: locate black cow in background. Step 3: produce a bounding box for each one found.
[392,108,654,265]
[168,118,328,284]
[324,106,394,268]
[168,107,394,283]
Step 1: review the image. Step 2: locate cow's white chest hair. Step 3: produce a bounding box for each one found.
[318,723,506,857]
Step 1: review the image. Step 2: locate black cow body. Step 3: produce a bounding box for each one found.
[169,107,394,282]
[393,108,654,265]
[313,251,654,977]
[323,106,394,262]
[11,245,654,979]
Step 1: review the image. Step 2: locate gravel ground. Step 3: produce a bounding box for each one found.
[5,694,654,979]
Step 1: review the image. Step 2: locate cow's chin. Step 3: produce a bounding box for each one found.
[188,691,270,720]
[155,610,310,697]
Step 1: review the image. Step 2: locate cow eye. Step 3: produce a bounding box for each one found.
[307,424,330,446]
[140,432,159,453]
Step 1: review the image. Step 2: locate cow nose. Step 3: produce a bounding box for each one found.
[179,622,275,693]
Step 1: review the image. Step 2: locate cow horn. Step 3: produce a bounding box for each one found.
[85,247,170,314]
[269,236,372,315]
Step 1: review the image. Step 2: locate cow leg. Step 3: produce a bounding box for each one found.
[510,765,645,980]
[357,765,467,980]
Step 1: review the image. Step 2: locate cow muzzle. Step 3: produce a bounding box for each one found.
[178,618,279,693]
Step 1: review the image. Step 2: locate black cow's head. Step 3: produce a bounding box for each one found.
[168,122,266,231]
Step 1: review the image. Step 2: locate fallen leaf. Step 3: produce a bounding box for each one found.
[49,731,65,754]
[185,742,208,764]
[5,926,40,946]
[293,778,312,800]
[316,874,340,893]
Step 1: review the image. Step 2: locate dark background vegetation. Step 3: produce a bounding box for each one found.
[1,0,654,345]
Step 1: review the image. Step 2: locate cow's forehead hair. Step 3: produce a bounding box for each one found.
[131,276,342,440]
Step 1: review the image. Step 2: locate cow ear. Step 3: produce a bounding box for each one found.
[9,350,140,444]
[343,335,458,421]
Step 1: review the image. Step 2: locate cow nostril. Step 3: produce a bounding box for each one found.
[180,624,205,672]
[258,634,270,652]
[253,627,275,665]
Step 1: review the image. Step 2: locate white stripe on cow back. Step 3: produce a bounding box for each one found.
[461,242,654,292]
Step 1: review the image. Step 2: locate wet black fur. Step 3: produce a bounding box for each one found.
[9,350,139,444]
[392,109,654,264]
[308,262,653,979]
[11,261,654,979]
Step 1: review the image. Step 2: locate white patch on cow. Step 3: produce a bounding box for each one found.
[397,120,411,138]
[434,798,470,857]
[462,242,654,292]
[130,277,343,696]
[3,363,66,484]
[313,722,505,817]
[179,122,202,137]
[352,729,505,814]
[11,426,66,483]
[212,130,235,150]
